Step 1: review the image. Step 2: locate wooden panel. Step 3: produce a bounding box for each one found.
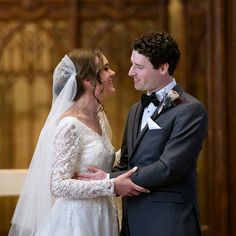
[170,1,236,235]
[206,0,229,235]
[226,0,236,235]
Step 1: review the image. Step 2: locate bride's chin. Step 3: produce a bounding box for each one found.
[109,87,116,94]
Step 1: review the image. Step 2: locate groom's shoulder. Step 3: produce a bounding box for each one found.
[179,90,207,116]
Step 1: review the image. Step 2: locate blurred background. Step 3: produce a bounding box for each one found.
[0,0,235,235]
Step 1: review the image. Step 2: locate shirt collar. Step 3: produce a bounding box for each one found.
[147,78,176,102]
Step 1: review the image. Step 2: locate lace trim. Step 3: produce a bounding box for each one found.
[50,120,115,199]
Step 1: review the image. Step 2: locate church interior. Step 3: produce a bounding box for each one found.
[0,0,236,235]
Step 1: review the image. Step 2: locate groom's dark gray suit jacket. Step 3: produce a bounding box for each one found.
[111,85,208,236]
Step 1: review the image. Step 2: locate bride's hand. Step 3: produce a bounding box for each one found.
[73,166,107,180]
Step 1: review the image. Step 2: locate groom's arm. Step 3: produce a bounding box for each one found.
[76,166,149,197]
[131,102,208,188]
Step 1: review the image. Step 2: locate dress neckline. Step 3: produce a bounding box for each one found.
[61,115,104,137]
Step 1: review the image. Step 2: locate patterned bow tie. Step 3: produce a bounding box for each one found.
[141,92,160,108]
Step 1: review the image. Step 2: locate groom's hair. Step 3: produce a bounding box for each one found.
[132,31,180,75]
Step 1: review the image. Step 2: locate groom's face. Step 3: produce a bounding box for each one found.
[128,50,164,93]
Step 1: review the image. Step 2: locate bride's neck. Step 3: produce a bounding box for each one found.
[73,96,99,118]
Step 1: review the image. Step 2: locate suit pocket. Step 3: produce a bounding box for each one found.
[146,128,168,135]
[147,191,184,204]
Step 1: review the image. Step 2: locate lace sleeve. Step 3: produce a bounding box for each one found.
[50,120,115,199]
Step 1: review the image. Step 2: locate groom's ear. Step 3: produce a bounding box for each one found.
[160,63,169,75]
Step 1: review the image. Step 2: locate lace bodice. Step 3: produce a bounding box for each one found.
[50,115,116,199]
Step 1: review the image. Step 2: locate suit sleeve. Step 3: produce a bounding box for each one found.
[131,102,208,188]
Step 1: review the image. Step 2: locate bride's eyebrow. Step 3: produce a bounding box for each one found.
[101,63,110,69]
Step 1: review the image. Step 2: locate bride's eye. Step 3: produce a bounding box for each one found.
[102,64,110,71]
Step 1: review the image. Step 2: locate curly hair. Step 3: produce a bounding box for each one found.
[132,32,180,75]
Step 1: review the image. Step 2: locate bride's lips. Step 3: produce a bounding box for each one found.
[108,80,114,87]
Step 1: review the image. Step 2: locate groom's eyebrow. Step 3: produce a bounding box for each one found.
[134,63,144,68]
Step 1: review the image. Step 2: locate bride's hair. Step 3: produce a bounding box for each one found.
[53,48,104,102]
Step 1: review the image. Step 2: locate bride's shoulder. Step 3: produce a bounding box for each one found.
[59,115,79,124]
[56,116,81,133]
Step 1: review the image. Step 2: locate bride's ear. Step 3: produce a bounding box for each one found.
[83,79,93,90]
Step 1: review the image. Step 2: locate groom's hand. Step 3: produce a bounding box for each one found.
[73,166,107,180]
[114,167,150,197]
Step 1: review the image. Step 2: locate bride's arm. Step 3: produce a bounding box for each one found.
[75,149,121,180]
[50,121,115,199]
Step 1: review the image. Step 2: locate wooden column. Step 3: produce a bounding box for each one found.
[206,0,229,235]
[168,0,187,89]
[226,0,236,235]
[160,0,169,30]
[70,0,82,48]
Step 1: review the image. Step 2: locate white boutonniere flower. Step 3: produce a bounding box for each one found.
[158,90,180,114]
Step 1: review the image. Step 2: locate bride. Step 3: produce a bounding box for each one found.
[8,48,136,236]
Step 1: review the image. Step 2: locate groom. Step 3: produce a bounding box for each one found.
[78,32,208,236]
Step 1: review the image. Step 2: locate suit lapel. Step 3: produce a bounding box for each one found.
[129,101,161,159]
[126,102,143,155]
[129,84,183,159]
[133,103,142,142]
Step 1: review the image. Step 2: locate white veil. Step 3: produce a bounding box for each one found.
[9,55,77,236]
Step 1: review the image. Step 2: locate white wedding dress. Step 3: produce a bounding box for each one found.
[35,115,119,236]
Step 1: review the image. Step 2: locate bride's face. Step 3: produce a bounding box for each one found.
[97,55,116,99]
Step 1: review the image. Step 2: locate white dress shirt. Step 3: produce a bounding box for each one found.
[140,79,177,130]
